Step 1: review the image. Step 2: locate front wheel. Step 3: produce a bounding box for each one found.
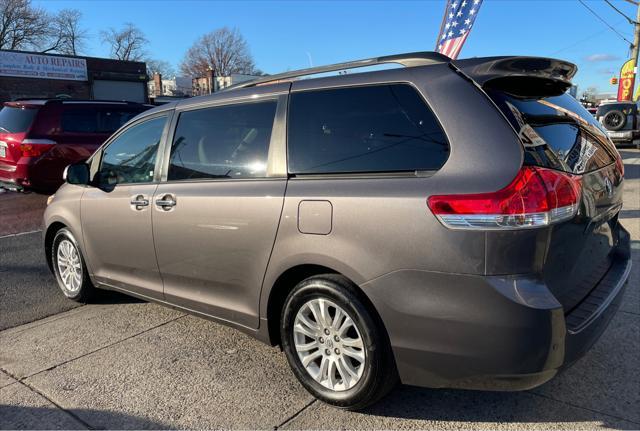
[52,228,94,302]
[280,275,398,410]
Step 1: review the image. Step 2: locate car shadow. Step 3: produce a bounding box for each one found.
[90,288,145,305]
[0,405,171,430]
[358,385,629,428]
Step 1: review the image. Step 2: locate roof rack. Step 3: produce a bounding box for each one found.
[225,51,450,91]
[10,98,147,105]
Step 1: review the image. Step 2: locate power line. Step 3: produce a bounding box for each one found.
[551,27,612,55]
[578,0,633,45]
[603,0,637,25]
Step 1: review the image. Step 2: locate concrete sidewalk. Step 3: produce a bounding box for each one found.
[1,293,638,429]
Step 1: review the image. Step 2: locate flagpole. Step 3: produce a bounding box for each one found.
[435,0,452,49]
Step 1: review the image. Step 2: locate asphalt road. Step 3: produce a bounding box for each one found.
[0,150,638,429]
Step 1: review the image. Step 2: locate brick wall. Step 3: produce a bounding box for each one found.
[0,77,91,102]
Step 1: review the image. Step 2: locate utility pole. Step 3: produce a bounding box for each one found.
[632,3,640,74]
[629,3,640,101]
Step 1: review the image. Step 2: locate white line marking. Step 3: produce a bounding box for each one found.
[0,230,42,239]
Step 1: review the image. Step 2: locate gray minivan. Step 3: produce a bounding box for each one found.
[44,52,631,409]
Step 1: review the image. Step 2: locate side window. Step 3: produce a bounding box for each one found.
[61,108,99,133]
[62,107,141,134]
[168,100,277,181]
[287,84,449,174]
[97,116,167,185]
[97,109,140,133]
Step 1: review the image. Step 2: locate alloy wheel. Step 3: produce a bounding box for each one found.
[56,239,82,294]
[293,298,366,391]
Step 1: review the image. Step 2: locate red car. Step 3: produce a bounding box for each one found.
[0,99,151,193]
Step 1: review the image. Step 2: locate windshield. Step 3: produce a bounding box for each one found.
[0,106,38,133]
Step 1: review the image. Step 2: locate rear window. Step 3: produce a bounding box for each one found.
[487,91,619,174]
[62,107,142,134]
[287,84,449,175]
[0,106,38,133]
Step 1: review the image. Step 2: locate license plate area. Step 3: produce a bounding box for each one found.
[608,132,627,138]
[0,142,6,158]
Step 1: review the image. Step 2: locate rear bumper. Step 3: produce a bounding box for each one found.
[607,130,639,143]
[0,159,29,190]
[0,155,62,192]
[362,226,631,391]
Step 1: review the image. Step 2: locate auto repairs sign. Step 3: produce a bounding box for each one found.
[0,51,88,81]
[617,59,635,101]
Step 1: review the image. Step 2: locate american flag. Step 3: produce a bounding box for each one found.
[435,0,483,59]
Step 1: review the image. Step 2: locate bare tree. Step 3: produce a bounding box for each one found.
[180,27,256,78]
[1,1,87,55]
[146,58,176,79]
[44,9,87,55]
[0,0,48,50]
[101,23,147,61]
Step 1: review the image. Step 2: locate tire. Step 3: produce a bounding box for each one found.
[280,274,398,410]
[603,110,627,131]
[51,228,94,302]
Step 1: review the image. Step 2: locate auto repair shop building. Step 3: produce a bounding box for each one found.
[0,50,148,103]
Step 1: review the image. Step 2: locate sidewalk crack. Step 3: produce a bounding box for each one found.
[528,391,640,426]
[1,368,94,430]
[274,399,316,430]
[4,314,186,382]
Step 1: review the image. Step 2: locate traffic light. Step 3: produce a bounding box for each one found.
[611,76,618,85]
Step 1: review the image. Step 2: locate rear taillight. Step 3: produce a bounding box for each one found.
[19,139,56,157]
[615,155,625,177]
[427,166,582,230]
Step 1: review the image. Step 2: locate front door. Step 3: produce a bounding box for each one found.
[152,98,285,328]
[81,114,169,299]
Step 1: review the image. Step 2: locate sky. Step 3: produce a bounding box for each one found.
[33,0,639,96]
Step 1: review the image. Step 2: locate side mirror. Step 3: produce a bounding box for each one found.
[63,163,90,186]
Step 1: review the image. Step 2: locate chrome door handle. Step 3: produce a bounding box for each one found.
[156,194,176,210]
[130,195,149,209]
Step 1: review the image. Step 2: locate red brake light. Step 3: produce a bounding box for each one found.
[19,139,56,157]
[615,155,625,177]
[427,166,582,230]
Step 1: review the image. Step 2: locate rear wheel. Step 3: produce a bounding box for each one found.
[52,228,93,302]
[280,275,398,410]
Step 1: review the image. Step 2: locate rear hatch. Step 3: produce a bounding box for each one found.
[0,103,40,170]
[454,57,625,312]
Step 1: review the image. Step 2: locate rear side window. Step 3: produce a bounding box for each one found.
[488,91,618,174]
[287,84,449,174]
[0,106,38,133]
[62,107,141,134]
[168,100,277,181]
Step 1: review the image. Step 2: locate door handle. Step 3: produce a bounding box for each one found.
[156,194,176,210]
[130,195,149,210]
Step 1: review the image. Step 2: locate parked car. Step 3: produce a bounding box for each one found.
[44,53,630,409]
[595,101,640,148]
[0,99,152,193]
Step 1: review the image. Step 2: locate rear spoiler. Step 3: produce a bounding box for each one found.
[451,56,578,97]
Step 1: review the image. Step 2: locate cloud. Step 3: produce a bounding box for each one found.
[585,54,620,62]
[597,68,616,75]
